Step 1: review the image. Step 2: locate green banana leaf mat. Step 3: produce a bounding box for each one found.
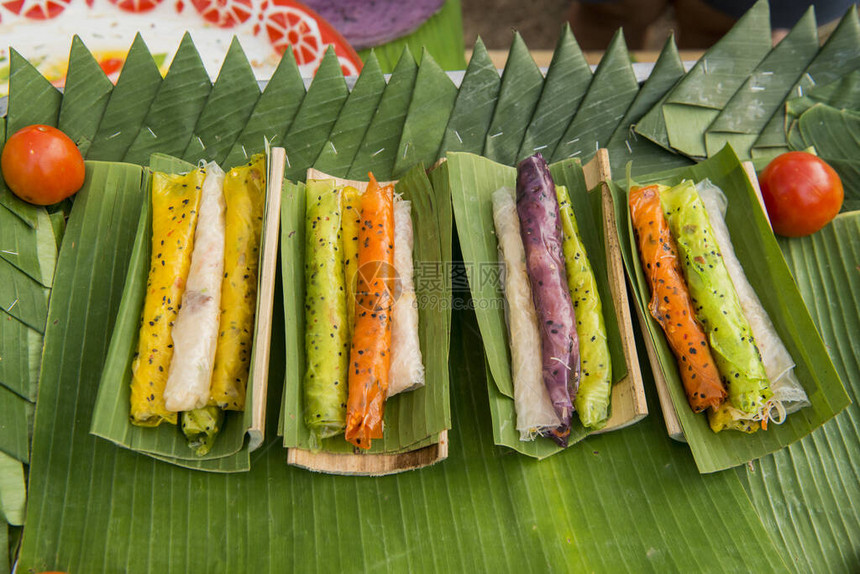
[2,0,859,569]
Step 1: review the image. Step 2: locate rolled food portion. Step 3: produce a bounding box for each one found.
[516,153,579,445]
[209,156,267,411]
[342,185,362,339]
[345,174,395,449]
[556,184,612,429]
[492,186,561,440]
[164,162,226,413]
[660,181,772,424]
[303,179,350,444]
[696,179,809,422]
[388,196,425,397]
[130,166,205,427]
[628,184,726,413]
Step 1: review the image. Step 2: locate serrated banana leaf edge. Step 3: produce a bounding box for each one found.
[2,14,859,571]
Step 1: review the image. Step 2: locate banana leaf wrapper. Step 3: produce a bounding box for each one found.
[129,167,205,427]
[556,184,612,429]
[209,156,267,411]
[303,179,350,443]
[611,146,849,472]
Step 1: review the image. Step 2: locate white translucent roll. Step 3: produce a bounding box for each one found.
[388,197,425,397]
[164,162,227,412]
[697,179,810,420]
[492,187,561,439]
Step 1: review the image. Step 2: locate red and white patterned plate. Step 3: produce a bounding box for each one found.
[0,0,363,94]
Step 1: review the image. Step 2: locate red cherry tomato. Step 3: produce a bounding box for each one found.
[1,125,86,206]
[758,151,844,237]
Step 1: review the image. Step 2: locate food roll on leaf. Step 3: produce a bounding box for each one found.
[388,196,425,397]
[209,155,266,411]
[342,186,362,339]
[492,187,561,440]
[556,184,612,429]
[303,179,350,444]
[696,179,809,423]
[628,184,726,413]
[660,181,772,417]
[181,405,226,456]
[345,174,395,449]
[130,166,205,427]
[516,153,579,445]
[163,162,226,413]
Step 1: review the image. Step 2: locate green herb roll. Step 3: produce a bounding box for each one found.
[555,185,612,429]
[303,179,350,444]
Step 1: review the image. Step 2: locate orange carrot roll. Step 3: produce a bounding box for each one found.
[344,174,395,449]
[629,184,726,412]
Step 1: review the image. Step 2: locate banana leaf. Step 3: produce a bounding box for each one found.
[346,47,417,181]
[91,157,254,471]
[438,38,500,156]
[393,50,457,177]
[447,152,629,456]
[704,8,819,159]
[611,145,850,473]
[122,34,212,165]
[0,257,48,334]
[550,30,638,166]
[738,212,860,572]
[789,104,860,211]
[87,34,163,162]
[785,71,860,125]
[606,35,692,177]
[0,519,7,574]
[0,204,56,288]
[312,53,385,177]
[752,6,860,159]
[517,24,592,162]
[0,314,41,401]
[661,0,772,158]
[18,254,792,573]
[0,452,24,526]
[358,0,466,73]
[0,387,31,463]
[482,33,543,166]
[1,52,58,228]
[280,164,450,453]
[182,38,260,166]
[283,48,349,182]
[57,36,113,158]
[427,160,453,347]
[222,47,305,169]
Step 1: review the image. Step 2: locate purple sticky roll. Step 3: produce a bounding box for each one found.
[515,153,580,444]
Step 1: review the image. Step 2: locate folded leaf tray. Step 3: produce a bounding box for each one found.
[278,167,452,475]
[448,150,646,459]
[90,150,284,472]
[610,145,851,473]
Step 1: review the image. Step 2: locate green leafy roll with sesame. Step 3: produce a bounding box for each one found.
[303,179,350,445]
[556,185,612,429]
[659,181,772,427]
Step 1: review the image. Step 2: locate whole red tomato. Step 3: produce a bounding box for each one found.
[1,124,86,206]
[758,151,843,237]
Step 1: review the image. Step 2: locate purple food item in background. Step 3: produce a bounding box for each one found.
[303,0,445,50]
[516,153,580,445]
